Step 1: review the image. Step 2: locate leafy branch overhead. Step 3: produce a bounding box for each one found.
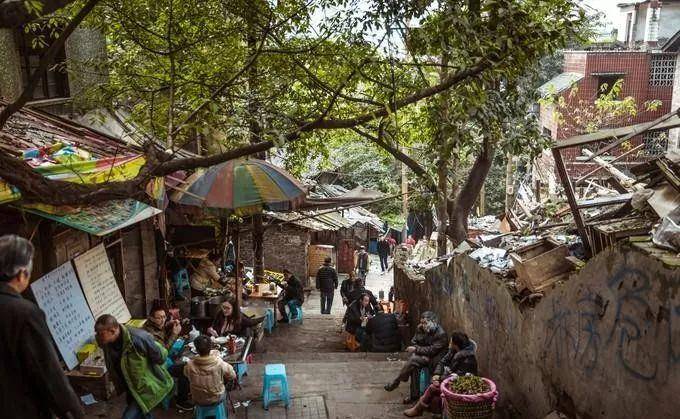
[0,0,586,215]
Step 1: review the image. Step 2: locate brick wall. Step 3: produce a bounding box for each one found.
[239,224,311,286]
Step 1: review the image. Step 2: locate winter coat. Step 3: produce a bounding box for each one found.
[211,310,260,337]
[315,264,338,293]
[365,312,401,352]
[191,258,222,291]
[434,341,479,377]
[340,279,356,304]
[356,251,369,271]
[411,324,448,367]
[282,275,305,303]
[184,350,236,405]
[143,318,179,349]
[344,300,377,334]
[377,240,390,257]
[0,283,84,419]
[102,325,174,414]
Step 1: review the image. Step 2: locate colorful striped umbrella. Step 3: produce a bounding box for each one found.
[171,159,306,215]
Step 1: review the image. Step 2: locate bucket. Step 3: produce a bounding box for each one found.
[190,297,207,318]
[207,296,226,318]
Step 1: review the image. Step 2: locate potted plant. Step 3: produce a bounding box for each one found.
[440,374,498,419]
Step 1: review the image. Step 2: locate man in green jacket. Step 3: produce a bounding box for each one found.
[96,314,173,419]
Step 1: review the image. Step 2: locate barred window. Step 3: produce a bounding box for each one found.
[649,54,676,87]
[641,130,668,157]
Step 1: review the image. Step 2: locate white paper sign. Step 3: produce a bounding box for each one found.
[74,243,131,324]
[31,262,95,370]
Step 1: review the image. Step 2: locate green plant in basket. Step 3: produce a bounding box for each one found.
[448,375,490,395]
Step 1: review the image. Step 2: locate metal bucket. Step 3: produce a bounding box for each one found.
[190,297,207,318]
[207,295,226,318]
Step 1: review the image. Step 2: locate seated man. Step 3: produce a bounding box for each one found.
[276,269,305,323]
[344,293,376,347]
[347,284,381,312]
[184,335,237,407]
[365,312,401,353]
[143,307,192,409]
[404,332,478,417]
[384,311,448,395]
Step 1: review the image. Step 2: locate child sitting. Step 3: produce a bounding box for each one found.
[184,335,236,406]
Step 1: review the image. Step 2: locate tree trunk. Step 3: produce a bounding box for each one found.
[447,137,496,244]
[436,155,449,256]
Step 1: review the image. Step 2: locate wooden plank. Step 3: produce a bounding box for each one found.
[552,148,592,257]
[581,149,637,189]
[577,193,633,209]
[140,220,159,315]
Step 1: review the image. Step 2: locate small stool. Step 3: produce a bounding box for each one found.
[194,400,227,419]
[262,364,290,409]
[263,308,275,333]
[419,368,431,395]
[286,302,303,325]
[235,362,248,381]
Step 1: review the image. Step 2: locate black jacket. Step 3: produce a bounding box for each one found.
[433,341,479,377]
[344,299,377,334]
[281,275,305,303]
[315,265,338,293]
[412,324,449,366]
[365,313,401,352]
[0,283,84,419]
[340,279,356,304]
[211,310,260,337]
[377,240,390,256]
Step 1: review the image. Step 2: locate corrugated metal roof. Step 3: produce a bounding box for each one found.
[0,101,139,158]
[538,72,584,97]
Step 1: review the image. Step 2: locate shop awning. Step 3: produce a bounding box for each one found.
[21,199,161,236]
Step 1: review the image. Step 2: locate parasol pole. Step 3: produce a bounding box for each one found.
[234,222,242,321]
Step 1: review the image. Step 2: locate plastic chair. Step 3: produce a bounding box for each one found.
[419,368,431,395]
[194,400,227,419]
[286,301,303,325]
[263,308,275,333]
[262,364,290,409]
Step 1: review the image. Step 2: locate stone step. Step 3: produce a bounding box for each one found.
[252,351,406,363]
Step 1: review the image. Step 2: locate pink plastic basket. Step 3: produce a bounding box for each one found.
[440,376,498,419]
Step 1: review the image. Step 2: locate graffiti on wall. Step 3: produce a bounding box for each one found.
[543,267,680,381]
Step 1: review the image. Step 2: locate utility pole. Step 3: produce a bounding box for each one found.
[401,148,408,243]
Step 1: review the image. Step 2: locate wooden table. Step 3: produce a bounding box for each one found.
[246,286,281,305]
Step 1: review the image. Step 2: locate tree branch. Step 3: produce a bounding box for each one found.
[0,0,77,28]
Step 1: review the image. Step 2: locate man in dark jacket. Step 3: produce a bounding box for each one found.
[347,284,381,312]
[355,246,369,285]
[384,311,448,393]
[365,312,401,352]
[403,332,478,417]
[277,269,305,323]
[0,235,85,419]
[377,238,390,273]
[315,257,338,314]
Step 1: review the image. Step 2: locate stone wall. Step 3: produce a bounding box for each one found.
[395,245,680,418]
[239,224,311,287]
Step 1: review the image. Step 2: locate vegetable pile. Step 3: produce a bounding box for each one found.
[447,375,490,395]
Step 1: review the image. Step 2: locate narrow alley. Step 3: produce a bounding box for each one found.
[86,258,417,419]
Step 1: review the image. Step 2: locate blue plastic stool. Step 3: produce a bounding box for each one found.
[419,368,431,395]
[286,302,303,325]
[235,362,248,381]
[262,364,290,409]
[194,400,227,419]
[263,308,275,333]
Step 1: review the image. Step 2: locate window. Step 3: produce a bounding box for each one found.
[642,130,668,157]
[649,54,676,87]
[597,75,621,97]
[16,25,70,100]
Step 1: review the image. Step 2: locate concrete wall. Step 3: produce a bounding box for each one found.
[670,58,680,152]
[239,224,311,287]
[395,245,680,419]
